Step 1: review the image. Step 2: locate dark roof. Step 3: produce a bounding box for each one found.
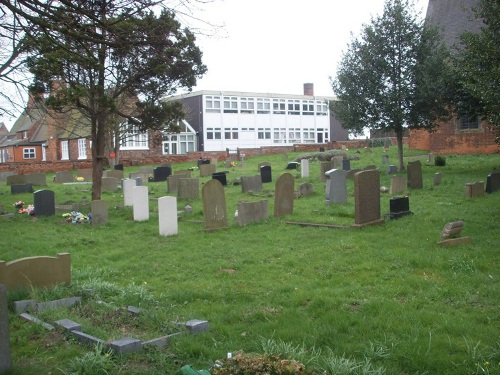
[425,0,482,49]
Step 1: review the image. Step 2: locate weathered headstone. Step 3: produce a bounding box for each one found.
[331,156,343,169]
[428,153,435,164]
[382,155,389,164]
[103,169,123,180]
[437,221,471,247]
[202,179,228,231]
[390,175,406,196]
[0,172,15,182]
[433,172,442,186]
[298,183,314,196]
[389,196,411,219]
[325,169,347,205]
[11,183,33,194]
[386,165,398,174]
[260,165,272,183]
[153,166,172,182]
[178,178,199,199]
[364,165,377,170]
[91,200,108,226]
[175,170,192,177]
[199,163,216,177]
[300,159,309,178]
[6,174,27,185]
[158,196,178,236]
[167,174,185,194]
[274,173,294,217]
[27,173,47,186]
[353,170,383,226]
[128,172,149,181]
[122,178,137,207]
[33,189,55,216]
[485,172,500,194]
[139,166,154,175]
[76,168,93,181]
[133,186,149,221]
[407,160,423,189]
[465,181,485,198]
[55,171,74,183]
[212,172,227,186]
[0,284,12,373]
[101,177,119,192]
[342,159,351,171]
[237,200,269,226]
[241,175,263,193]
[346,169,362,180]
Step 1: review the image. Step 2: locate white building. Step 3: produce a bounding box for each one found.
[164,85,349,153]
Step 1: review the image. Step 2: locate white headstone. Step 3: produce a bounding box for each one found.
[325,169,348,205]
[158,196,178,236]
[133,186,149,221]
[301,159,310,178]
[123,178,137,207]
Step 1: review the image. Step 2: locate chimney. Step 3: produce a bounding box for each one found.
[303,83,314,96]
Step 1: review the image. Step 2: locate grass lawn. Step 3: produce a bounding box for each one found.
[1,146,499,374]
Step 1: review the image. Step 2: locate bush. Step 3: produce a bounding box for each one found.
[213,353,313,375]
[434,155,446,166]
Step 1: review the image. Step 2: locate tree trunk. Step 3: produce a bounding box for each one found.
[396,127,405,171]
[91,117,104,201]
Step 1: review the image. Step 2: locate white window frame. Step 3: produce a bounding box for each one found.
[61,140,69,160]
[120,123,149,150]
[316,100,328,116]
[240,97,255,114]
[287,100,300,115]
[23,147,36,159]
[78,138,87,159]
[206,128,222,140]
[223,96,238,113]
[272,99,285,114]
[206,95,221,113]
[302,100,315,115]
[258,128,271,139]
[257,98,271,114]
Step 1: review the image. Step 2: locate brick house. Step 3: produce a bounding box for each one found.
[409,0,499,155]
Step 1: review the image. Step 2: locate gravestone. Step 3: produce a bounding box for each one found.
[257,162,271,172]
[167,174,186,194]
[0,172,15,182]
[212,172,227,186]
[33,190,55,216]
[135,177,143,186]
[7,174,27,185]
[76,168,93,181]
[407,160,423,189]
[103,169,123,180]
[342,159,351,171]
[320,161,333,182]
[114,164,123,171]
[175,170,192,177]
[197,158,211,167]
[0,284,12,373]
[428,153,435,164]
[91,200,108,226]
[101,177,119,192]
[389,196,411,219]
[353,170,383,226]
[133,186,149,221]
[433,172,442,186]
[178,178,199,199]
[122,179,137,207]
[158,196,178,236]
[485,172,500,194]
[386,165,398,174]
[325,169,347,205]
[11,183,33,194]
[382,155,389,164]
[153,166,172,182]
[199,163,216,177]
[27,173,47,186]
[286,161,299,170]
[346,169,362,180]
[331,156,343,169]
[241,175,263,193]
[202,179,228,231]
[260,165,272,183]
[390,175,406,196]
[298,183,313,196]
[364,165,377,170]
[319,147,325,152]
[274,173,294,217]
[55,171,74,183]
[237,200,269,226]
[129,172,149,181]
[139,166,154,175]
[300,159,310,178]
[465,181,484,198]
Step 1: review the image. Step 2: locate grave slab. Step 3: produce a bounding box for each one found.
[54,319,82,332]
[185,319,209,334]
[107,337,142,355]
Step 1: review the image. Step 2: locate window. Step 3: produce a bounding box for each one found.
[223,96,238,113]
[206,128,222,140]
[289,128,301,143]
[459,116,479,130]
[224,128,239,139]
[206,96,221,113]
[180,134,195,153]
[240,97,255,114]
[257,98,271,114]
[23,148,36,159]
[273,128,286,143]
[120,124,148,149]
[258,128,271,139]
[78,138,87,159]
[61,141,69,160]
[302,101,315,115]
[287,100,300,115]
[316,100,328,115]
[303,129,315,143]
[272,99,285,114]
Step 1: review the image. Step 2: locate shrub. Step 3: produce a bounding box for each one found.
[434,155,446,166]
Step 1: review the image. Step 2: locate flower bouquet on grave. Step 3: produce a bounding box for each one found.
[13,201,25,209]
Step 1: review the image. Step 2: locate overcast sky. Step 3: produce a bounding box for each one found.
[186,0,429,97]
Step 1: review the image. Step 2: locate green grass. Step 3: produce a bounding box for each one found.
[1,146,500,374]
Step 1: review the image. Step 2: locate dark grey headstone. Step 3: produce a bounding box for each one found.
[114,164,123,171]
[260,165,272,183]
[33,189,55,216]
[342,159,351,171]
[153,166,172,182]
[485,172,500,194]
[389,196,412,219]
[212,172,227,186]
[286,162,299,170]
[91,200,108,226]
[386,165,398,174]
[0,284,12,373]
[11,183,33,194]
[241,175,263,193]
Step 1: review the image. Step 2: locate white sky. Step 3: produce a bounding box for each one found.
[186,0,429,97]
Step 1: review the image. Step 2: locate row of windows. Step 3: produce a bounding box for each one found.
[206,127,326,142]
[205,96,329,116]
